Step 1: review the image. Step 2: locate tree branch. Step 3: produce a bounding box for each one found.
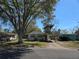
[23,0,39,27]
[0,6,18,32]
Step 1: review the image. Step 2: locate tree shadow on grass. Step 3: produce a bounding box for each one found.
[0,46,33,59]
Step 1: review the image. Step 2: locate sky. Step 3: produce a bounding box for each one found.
[0,0,79,32]
[37,0,79,31]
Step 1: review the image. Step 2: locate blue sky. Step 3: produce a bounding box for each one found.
[37,0,79,30]
[0,0,79,31]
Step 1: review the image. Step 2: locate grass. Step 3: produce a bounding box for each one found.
[24,41,47,47]
[0,40,48,48]
[58,41,79,48]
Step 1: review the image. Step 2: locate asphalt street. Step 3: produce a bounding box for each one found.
[21,48,79,59]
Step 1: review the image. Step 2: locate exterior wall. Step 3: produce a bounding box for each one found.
[28,34,47,41]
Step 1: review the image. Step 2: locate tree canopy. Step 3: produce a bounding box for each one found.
[0,0,57,43]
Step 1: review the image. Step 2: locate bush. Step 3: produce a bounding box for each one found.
[59,36,72,41]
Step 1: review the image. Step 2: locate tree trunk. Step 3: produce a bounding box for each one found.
[47,35,50,41]
[17,31,23,44]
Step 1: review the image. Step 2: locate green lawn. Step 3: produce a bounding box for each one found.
[24,41,47,47]
[1,40,48,48]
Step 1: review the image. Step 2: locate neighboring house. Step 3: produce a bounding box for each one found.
[28,29,61,41]
[28,31,47,41]
[9,34,17,40]
[0,32,16,42]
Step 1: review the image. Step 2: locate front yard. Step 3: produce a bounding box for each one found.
[0,40,48,48]
[57,41,79,48]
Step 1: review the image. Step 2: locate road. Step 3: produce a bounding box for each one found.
[21,48,79,59]
[0,43,79,59]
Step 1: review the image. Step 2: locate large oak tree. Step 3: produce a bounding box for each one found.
[0,0,57,43]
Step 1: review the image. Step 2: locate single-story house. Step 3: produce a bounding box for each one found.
[28,31,48,41]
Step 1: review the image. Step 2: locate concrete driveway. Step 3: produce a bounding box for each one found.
[21,48,79,59]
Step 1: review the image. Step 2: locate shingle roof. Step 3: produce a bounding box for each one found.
[29,31,44,35]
